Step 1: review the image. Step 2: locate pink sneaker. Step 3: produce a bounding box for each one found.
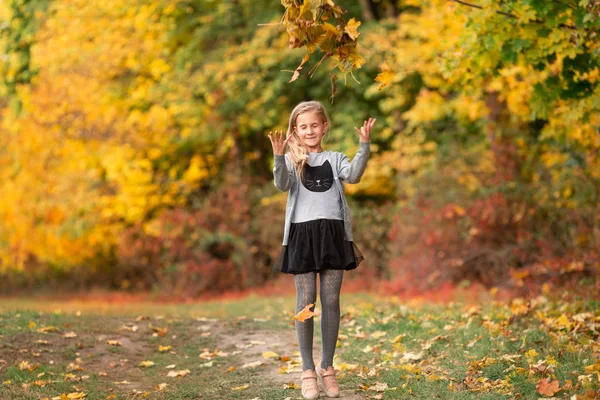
[316,365,340,398]
[301,369,320,399]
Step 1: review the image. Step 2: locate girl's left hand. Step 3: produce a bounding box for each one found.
[355,118,376,143]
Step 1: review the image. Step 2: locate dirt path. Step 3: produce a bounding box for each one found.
[204,318,367,399]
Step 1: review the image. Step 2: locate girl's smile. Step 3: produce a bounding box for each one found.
[294,110,328,153]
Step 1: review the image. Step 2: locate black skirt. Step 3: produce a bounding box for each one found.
[273,218,365,275]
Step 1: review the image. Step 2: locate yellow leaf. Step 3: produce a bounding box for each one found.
[375,62,395,90]
[294,303,317,322]
[66,393,86,399]
[371,331,387,339]
[290,53,310,83]
[241,361,265,368]
[344,18,361,40]
[138,361,155,368]
[262,351,279,359]
[167,369,190,378]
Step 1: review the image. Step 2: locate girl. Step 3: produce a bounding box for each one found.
[268,100,375,399]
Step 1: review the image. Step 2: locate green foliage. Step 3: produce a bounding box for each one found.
[0,0,49,113]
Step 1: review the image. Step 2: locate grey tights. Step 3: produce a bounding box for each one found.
[294,269,344,372]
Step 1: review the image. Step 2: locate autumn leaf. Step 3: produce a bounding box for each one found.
[138,361,155,368]
[148,324,168,336]
[167,369,190,378]
[375,62,395,91]
[344,18,361,40]
[290,53,310,83]
[241,360,265,368]
[262,351,279,359]
[536,378,560,396]
[282,381,298,389]
[294,303,317,322]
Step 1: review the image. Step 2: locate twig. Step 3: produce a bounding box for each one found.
[308,53,329,77]
[453,0,516,18]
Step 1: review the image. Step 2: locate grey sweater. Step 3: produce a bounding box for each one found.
[273,141,371,245]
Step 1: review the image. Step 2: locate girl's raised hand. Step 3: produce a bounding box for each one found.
[355,118,376,143]
[267,130,290,156]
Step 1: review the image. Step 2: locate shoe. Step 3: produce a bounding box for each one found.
[301,369,320,399]
[316,365,340,398]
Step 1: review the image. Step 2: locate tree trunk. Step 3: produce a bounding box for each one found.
[358,0,375,22]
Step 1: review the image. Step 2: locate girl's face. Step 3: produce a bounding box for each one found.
[293,110,328,152]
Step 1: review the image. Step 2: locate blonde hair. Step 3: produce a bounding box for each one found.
[285,100,331,179]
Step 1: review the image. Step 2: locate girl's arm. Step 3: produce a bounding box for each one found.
[339,117,376,183]
[268,130,294,191]
[338,141,370,184]
[273,154,295,191]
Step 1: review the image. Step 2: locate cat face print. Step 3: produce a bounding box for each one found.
[301,160,334,192]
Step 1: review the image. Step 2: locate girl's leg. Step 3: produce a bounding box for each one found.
[294,271,317,371]
[319,269,344,369]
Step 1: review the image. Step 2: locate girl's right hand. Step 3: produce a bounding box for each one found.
[268,130,290,156]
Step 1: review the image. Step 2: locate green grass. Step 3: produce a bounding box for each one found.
[0,292,599,399]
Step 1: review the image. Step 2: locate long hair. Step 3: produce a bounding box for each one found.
[285,100,331,179]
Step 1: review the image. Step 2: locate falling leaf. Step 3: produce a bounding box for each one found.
[294,303,317,322]
[158,345,172,352]
[290,53,310,83]
[64,332,77,338]
[536,378,560,396]
[344,18,361,40]
[231,384,249,390]
[375,62,395,91]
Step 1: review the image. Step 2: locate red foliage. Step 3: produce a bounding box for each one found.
[383,191,600,298]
